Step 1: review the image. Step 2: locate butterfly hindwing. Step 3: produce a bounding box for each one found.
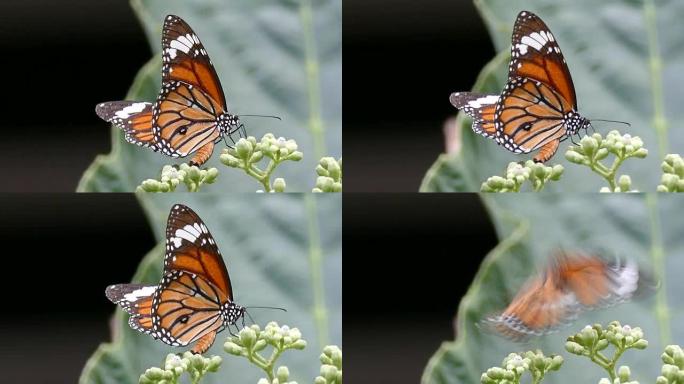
[95,101,157,149]
[449,92,498,138]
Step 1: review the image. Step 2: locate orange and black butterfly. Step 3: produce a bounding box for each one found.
[450,11,591,163]
[481,251,649,341]
[106,204,246,354]
[95,15,244,166]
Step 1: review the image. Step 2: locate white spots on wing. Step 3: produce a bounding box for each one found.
[520,35,543,51]
[177,34,194,49]
[172,236,183,248]
[123,286,155,302]
[114,102,147,119]
[170,39,190,53]
[516,43,528,55]
[166,48,177,59]
[467,95,499,108]
[614,260,639,298]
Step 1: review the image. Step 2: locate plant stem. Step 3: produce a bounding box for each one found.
[643,0,668,157]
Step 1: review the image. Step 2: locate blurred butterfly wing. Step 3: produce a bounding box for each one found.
[95,101,157,149]
[161,15,227,111]
[164,204,234,300]
[555,252,640,309]
[495,77,571,160]
[449,92,498,138]
[152,271,227,348]
[105,284,156,335]
[482,273,577,341]
[153,81,222,158]
[509,11,577,109]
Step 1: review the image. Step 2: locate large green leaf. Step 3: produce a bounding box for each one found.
[422,194,682,383]
[78,0,341,192]
[421,0,681,192]
[80,194,341,384]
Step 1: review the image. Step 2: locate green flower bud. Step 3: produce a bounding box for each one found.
[656,376,668,384]
[633,148,648,158]
[258,378,271,384]
[249,151,264,163]
[220,152,241,168]
[239,326,257,348]
[289,151,304,161]
[618,365,631,381]
[565,149,586,164]
[248,135,259,147]
[277,366,290,382]
[580,135,598,155]
[598,378,611,384]
[549,355,563,370]
[662,364,679,380]
[236,138,254,159]
[207,356,222,372]
[565,341,586,355]
[595,147,610,161]
[254,339,268,352]
[273,178,286,192]
[618,175,631,191]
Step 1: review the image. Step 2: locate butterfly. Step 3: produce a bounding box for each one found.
[95,15,244,166]
[480,251,647,341]
[450,11,591,163]
[106,204,246,354]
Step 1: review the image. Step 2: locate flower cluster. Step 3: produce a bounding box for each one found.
[566,322,647,383]
[224,322,306,383]
[565,130,647,192]
[315,345,342,384]
[136,164,219,192]
[657,345,684,384]
[220,134,303,192]
[480,351,563,384]
[480,160,563,192]
[658,154,684,192]
[313,157,342,193]
[139,352,222,384]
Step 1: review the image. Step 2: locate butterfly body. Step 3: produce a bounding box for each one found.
[96,15,244,166]
[451,11,591,163]
[106,204,245,354]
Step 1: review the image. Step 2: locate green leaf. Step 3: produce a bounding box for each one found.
[421,0,678,192]
[79,194,341,384]
[422,193,679,384]
[78,0,341,192]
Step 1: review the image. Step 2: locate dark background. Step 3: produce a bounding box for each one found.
[344,194,497,383]
[0,194,155,382]
[344,0,495,191]
[1,0,150,192]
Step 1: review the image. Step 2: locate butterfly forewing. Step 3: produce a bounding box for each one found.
[449,92,499,138]
[95,101,157,149]
[509,11,577,109]
[105,284,157,335]
[164,204,234,300]
[161,15,227,111]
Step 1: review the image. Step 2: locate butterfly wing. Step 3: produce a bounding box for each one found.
[483,252,642,341]
[161,15,227,110]
[105,284,157,335]
[509,11,577,109]
[494,77,571,161]
[163,204,234,299]
[151,15,228,162]
[151,270,228,351]
[95,101,157,149]
[449,92,499,138]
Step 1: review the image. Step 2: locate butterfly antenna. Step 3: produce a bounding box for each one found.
[590,118,631,127]
[238,114,282,121]
[245,306,288,312]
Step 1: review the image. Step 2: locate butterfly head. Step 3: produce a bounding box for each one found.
[564,111,590,135]
[218,113,245,141]
[222,301,246,326]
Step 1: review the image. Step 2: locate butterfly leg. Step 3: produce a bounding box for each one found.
[190,331,217,354]
[532,139,560,163]
[188,141,215,167]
